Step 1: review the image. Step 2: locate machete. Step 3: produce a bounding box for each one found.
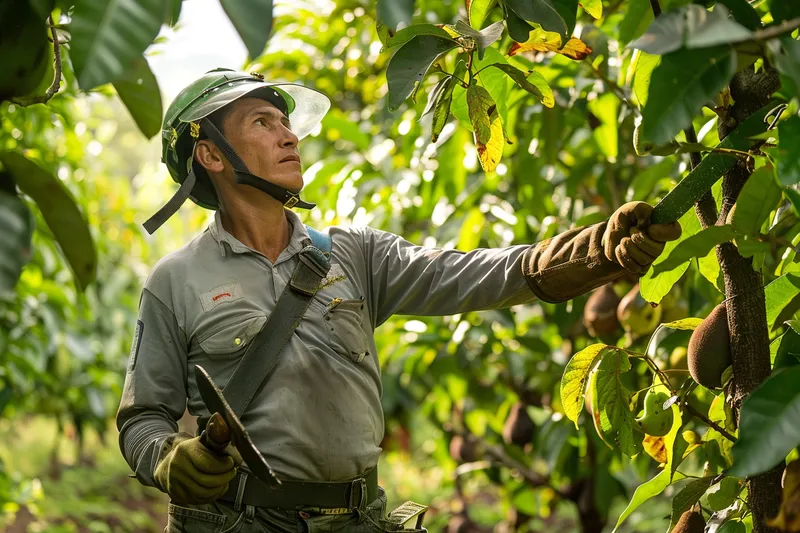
[194,364,281,488]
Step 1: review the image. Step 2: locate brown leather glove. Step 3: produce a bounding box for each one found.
[522,202,681,303]
[602,201,682,274]
[153,421,243,504]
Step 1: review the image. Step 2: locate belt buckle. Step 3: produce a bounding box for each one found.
[386,501,428,529]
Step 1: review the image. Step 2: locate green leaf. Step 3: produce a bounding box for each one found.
[667,476,716,532]
[458,208,485,251]
[111,55,162,139]
[716,0,762,30]
[377,0,414,31]
[632,50,661,108]
[612,469,687,532]
[641,46,736,145]
[588,93,619,161]
[731,166,782,235]
[70,0,164,90]
[728,365,800,478]
[662,318,703,330]
[0,191,34,293]
[595,349,634,449]
[771,116,800,187]
[383,24,453,50]
[487,63,554,108]
[430,76,457,143]
[581,0,602,19]
[163,0,181,26]
[774,326,800,371]
[506,8,535,42]
[619,0,655,45]
[767,0,800,23]
[321,109,371,151]
[775,37,800,101]
[220,0,273,59]
[0,152,96,290]
[468,0,497,29]
[640,209,701,303]
[707,477,742,511]
[629,5,752,56]
[560,344,611,427]
[655,225,735,274]
[505,0,568,41]
[765,274,800,331]
[718,521,746,533]
[467,84,505,172]
[386,35,458,111]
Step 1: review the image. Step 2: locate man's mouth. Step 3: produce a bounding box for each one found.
[280,154,301,164]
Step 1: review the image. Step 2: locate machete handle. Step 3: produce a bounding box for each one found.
[200,411,231,456]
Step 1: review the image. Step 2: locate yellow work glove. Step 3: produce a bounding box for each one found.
[602,201,682,274]
[154,423,243,505]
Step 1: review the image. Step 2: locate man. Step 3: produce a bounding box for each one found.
[116,68,681,532]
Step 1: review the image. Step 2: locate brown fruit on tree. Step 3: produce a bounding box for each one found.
[688,303,732,389]
[583,284,621,338]
[671,510,706,533]
[502,402,535,447]
[449,435,480,463]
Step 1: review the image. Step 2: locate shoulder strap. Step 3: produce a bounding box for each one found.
[214,244,331,420]
[305,225,332,255]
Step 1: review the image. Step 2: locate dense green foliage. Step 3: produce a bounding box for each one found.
[2,0,800,531]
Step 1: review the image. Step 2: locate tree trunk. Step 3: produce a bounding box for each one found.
[715,66,784,533]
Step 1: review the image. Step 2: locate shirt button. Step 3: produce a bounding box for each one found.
[234,337,242,346]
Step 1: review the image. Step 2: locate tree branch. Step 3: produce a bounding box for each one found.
[684,402,736,442]
[750,17,800,43]
[10,16,62,107]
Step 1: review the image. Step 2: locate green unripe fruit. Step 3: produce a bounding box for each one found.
[688,303,732,389]
[584,284,621,338]
[670,510,706,533]
[617,283,662,336]
[635,387,674,436]
[502,402,535,447]
[633,120,654,156]
[0,2,50,101]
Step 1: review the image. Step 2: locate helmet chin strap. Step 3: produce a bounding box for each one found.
[199,118,315,210]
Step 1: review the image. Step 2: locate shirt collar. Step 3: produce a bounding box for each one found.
[209,209,311,261]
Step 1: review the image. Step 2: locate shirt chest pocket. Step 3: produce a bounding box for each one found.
[197,313,267,359]
[320,297,370,363]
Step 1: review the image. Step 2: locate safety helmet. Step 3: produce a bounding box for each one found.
[143,68,331,234]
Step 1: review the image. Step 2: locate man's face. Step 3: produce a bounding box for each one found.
[221,97,302,192]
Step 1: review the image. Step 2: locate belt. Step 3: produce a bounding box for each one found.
[219,466,378,511]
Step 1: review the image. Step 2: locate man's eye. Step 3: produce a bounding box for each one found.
[255,118,266,126]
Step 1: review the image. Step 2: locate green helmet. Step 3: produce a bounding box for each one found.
[143,68,330,234]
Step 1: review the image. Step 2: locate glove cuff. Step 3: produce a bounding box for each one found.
[522,221,628,303]
[153,431,194,493]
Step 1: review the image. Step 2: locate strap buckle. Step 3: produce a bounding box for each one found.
[348,476,368,510]
[386,501,428,529]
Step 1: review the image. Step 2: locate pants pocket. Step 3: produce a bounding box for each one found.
[166,502,245,533]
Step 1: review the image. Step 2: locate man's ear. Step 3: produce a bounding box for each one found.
[194,140,225,174]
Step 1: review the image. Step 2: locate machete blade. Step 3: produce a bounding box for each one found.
[194,365,281,487]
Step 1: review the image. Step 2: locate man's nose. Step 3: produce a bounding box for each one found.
[281,127,298,147]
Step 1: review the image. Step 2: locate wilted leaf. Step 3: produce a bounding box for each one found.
[643,433,668,464]
[654,225,737,273]
[487,63,554,108]
[426,76,457,143]
[509,29,593,60]
[112,55,162,139]
[729,365,800,478]
[561,344,612,426]
[0,151,96,291]
[466,84,505,172]
[70,0,164,89]
[386,35,458,111]
[641,46,736,146]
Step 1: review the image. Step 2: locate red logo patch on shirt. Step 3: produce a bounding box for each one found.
[200,283,244,312]
[212,292,232,302]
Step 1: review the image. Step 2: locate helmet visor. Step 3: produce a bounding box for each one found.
[179,80,331,140]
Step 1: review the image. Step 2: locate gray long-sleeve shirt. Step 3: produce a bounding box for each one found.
[116,209,537,486]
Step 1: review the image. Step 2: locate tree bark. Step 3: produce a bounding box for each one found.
[715,66,784,533]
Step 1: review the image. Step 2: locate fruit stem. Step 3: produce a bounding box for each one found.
[10,15,63,107]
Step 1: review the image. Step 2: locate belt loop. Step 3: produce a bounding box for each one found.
[234,472,248,512]
[349,477,368,510]
[244,504,255,524]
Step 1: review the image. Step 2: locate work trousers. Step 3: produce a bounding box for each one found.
[164,487,427,533]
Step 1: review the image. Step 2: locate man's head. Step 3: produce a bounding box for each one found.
[142,69,330,234]
[195,97,303,204]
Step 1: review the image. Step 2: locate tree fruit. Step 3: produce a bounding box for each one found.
[635,386,674,437]
[0,2,50,101]
[449,435,480,463]
[671,509,706,533]
[617,283,662,336]
[584,284,621,338]
[502,402,535,447]
[688,303,732,389]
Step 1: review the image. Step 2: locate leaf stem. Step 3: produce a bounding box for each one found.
[649,0,662,17]
[10,16,63,107]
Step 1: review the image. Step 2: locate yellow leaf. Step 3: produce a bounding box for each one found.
[643,434,668,464]
[580,0,602,19]
[467,84,504,172]
[509,28,593,60]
